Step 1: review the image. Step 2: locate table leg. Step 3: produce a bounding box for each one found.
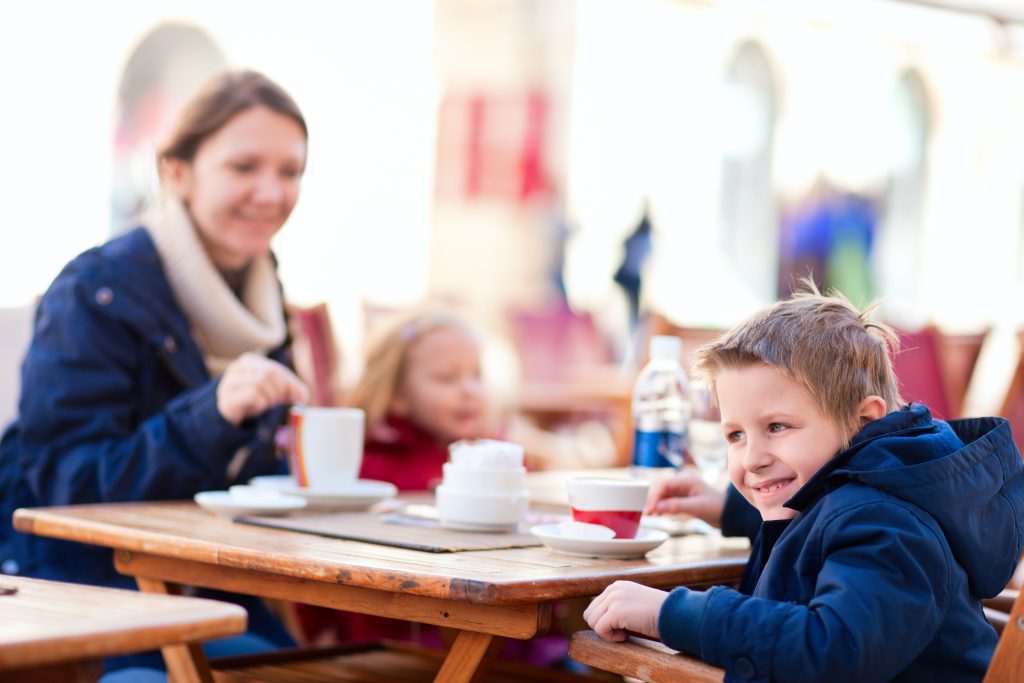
[135,576,214,683]
[433,630,500,683]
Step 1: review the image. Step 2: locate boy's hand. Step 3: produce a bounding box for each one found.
[645,471,725,527]
[583,580,667,641]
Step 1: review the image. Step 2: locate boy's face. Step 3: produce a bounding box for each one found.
[717,363,846,521]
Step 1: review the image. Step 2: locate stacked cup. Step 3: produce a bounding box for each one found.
[435,439,529,532]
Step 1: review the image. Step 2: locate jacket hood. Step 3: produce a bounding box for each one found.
[789,404,1024,597]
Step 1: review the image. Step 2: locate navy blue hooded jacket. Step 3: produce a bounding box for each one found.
[658,405,1024,682]
[0,227,291,588]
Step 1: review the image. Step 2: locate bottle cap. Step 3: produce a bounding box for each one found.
[649,335,681,361]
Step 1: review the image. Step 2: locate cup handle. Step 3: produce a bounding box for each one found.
[274,425,293,458]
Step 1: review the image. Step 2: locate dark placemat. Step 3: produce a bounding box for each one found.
[235,511,543,553]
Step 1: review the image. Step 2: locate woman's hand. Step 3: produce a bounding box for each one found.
[583,580,668,641]
[645,470,725,527]
[217,352,310,426]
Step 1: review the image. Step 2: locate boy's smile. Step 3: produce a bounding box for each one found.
[717,364,850,521]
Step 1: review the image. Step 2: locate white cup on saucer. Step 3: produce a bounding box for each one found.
[288,406,364,490]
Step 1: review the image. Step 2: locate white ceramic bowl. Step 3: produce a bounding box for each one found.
[440,463,526,494]
[435,485,529,531]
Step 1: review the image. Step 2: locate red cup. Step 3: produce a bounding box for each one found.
[566,477,650,539]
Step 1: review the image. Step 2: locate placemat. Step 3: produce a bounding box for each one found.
[235,511,544,553]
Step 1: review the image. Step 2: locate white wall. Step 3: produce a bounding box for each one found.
[0,1,437,370]
[565,0,1024,336]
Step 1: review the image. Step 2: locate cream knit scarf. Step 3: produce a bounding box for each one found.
[144,195,287,377]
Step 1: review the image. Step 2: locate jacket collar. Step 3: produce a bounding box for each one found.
[785,404,935,512]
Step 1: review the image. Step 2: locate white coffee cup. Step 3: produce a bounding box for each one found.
[566,477,650,539]
[288,406,364,490]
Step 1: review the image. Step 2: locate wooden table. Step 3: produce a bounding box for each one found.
[13,501,747,683]
[0,574,245,682]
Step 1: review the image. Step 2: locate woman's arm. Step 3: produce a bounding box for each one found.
[16,273,262,504]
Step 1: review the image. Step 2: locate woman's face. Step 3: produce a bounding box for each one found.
[390,326,487,444]
[165,106,307,271]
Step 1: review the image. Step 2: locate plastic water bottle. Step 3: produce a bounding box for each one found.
[630,335,692,479]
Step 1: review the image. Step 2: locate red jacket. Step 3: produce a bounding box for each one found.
[358,414,448,491]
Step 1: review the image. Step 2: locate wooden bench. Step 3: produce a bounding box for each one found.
[568,631,722,683]
[211,640,622,682]
[0,575,246,683]
[569,586,1024,682]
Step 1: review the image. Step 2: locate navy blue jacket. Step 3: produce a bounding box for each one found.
[0,227,291,587]
[659,405,1024,682]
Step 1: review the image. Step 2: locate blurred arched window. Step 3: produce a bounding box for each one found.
[718,41,778,299]
[877,69,930,313]
[112,23,226,233]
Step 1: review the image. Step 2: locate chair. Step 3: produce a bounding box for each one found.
[0,304,35,431]
[935,328,987,419]
[508,303,613,383]
[986,586,1024,681]
[998,331,1024,455]
[568,588,1024,682]
[892,325,951,420]
[289,303,342,407]
[984,588,1018,635]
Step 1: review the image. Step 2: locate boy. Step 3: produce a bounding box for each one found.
[584,289,1024,682]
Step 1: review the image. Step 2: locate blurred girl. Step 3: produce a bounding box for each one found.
[350,311,488,490]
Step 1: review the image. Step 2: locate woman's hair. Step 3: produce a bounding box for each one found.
[691,282,903,442]
[347,311,476,430]
[158,70,307,164]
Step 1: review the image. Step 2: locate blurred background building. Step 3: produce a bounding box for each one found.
[4,0,1024,437]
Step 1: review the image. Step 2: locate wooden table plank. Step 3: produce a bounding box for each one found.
[14,503,747,604]
[117,552,549,639]
[0,575,245,670]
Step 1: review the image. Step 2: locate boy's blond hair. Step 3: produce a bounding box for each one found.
[346,311,476,431]
[692,284,903,443]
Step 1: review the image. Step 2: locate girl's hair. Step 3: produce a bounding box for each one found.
[347,311,476,430]
[691,282,903,443]
[158,70,307,165]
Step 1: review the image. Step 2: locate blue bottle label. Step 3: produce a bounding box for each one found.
[633,429,685,468]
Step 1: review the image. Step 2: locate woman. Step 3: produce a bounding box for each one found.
[0,70,310,676]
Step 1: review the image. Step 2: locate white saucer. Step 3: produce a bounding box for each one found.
[194,491,307,517]
[248,475,397,511]
[530,524,669,558]
[248,474,300,490]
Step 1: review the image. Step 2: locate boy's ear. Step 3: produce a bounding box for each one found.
[857,395,887,424]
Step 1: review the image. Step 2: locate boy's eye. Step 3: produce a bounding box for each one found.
[768,423,790,433]
[725,430,744,443]
[231,162,256,173]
